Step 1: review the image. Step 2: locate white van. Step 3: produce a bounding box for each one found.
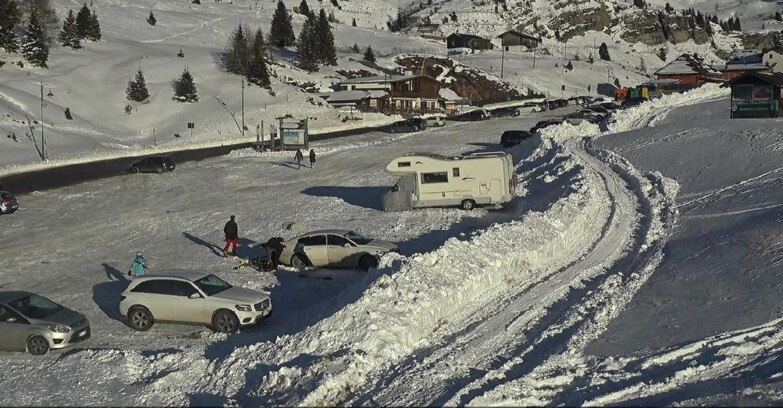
[382,152,517,211]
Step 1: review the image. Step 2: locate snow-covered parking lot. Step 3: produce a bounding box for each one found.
[4,85,783,406]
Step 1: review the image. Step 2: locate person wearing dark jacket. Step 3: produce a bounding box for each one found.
[223,215,239,257]
[294,149,304,170]
[265,237,285,269]
[309,149,316,168]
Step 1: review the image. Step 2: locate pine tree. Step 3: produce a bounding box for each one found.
[705,19,713,36]
[21,11,49,68]
[270,0,295,47]
[174,67,198,102]
[0,0,22,53]
[565,60,573,70]
[248,28,270,87]
[735,17,742,31]
[298,0,310,16]
[223,23,249,75]
[351,42,360,53]
[363,45,375,63]
[59,9,81,49]
[598,42,610,61]
[88,9,101,41]
[665,2,673,13]
[352,18,356,26]
[147,11,156,26]
[297,14,319,72]
[75,4,91,39]
[317,9,337,65]
[776,11,782,22]
[587,52,594,64]
[126,68,150,103]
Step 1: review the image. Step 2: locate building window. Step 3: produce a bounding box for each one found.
[452,168,460,177]
[370,99,377,107]
[733,85,753,101]
[398,162,411,167]
[421,172,448,184]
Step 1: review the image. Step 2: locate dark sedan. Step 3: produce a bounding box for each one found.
[530,119,562,133]
[129,157,176,174]
[454,109,490,121]
[501,130,535,147]
[387,120,420,133]
[491,107,521,117]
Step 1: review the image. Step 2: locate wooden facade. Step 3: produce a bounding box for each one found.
[725,72,783,118]
[446,33,494,50]
[497,30,541,51]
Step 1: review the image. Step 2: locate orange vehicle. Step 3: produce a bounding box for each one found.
[615,88,631,100]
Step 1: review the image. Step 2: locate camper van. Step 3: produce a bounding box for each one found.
[382,152,516,211]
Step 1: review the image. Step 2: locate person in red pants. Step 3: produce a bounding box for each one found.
[223,215,239,257]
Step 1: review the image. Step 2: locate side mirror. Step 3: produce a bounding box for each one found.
[189,293,202,299]
[6,317,17,323]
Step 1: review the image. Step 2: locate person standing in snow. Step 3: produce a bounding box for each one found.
[265,236,285,270]
[223,215,239,258]
[309,149,316,169]
[128,251,150,278]
[294,149,304,170]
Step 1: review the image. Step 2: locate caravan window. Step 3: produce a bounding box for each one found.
[422,172,448,184]
[452,168,460,177]
[398,162,411,168]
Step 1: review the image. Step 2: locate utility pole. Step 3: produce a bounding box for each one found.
[39,82,53,161]
[501,44,505,78]
[241,75,245,137]
[533,46,536,69]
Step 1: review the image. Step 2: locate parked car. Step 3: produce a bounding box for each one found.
[119,271,272,333]
[454,109,490,121]
[0,291,91,355]
[408,117,428,130]
[530,119,562,133]
[500,130,535,147]
[280,229,399,271]
[0,191,18,215]
[490,107,521,118]
[555,98,569,108]
[565,111,603,125]
[584,105,610,115]
[387,119,421,133]
[595,101,622,111]
[515,101,547,114]
[545,100,560,110]
[129,157,176,174]
[423,115,446,127]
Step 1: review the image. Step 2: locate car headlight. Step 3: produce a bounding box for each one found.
[46,324,71,333]
[235,304,252,312]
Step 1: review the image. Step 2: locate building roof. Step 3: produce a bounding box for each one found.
[716,63,771,72]
[727,54,763,65]
[643,78,682,85]
[447,33,490,42]
[497,30,542,42]
[339,74,438,85]
[325,90,388,102]
[724,71,783,87]
[655,54,721,76]
[438,87,462,101]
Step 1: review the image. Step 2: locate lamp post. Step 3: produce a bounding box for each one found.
[40,82,54,161]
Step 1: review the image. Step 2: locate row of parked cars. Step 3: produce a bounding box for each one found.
[500,100,626,148]
[0,227,400,355]
[386,115,447,133]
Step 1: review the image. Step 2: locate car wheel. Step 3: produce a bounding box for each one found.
[461,199,476,211]
[156,167,164,174]
[213,309,239,333]
[128,306,154,331]
[291,254,308,270]
[27,335,49,356]
[131,167,140,174]
[358,255,378,271]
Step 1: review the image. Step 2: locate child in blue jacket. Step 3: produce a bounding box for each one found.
[128,251,150,278]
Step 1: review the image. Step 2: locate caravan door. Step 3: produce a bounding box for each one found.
[490,179,503,202]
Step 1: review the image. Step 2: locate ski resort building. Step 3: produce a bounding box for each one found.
[446,33,494,52]
[724,72,783,119]
[716,51,773,81]
[762,47,783,73]
[497,30,541,52]
[334,75,442,115]
[654,54,722,91]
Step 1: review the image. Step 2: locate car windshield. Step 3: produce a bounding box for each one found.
[10,294,63,319]
[0,192,14,199]
[344,231,372,245]
[194,274,233,296]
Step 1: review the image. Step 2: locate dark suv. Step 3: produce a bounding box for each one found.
[500,130,534,147]
[129,157,176,174]
[0,191,18,215]
[387,119,420,133]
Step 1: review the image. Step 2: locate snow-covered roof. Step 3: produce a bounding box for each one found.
[725,72,783,87]
[339,75,422,85]
[655,54,721,77]
[497,30,541,42]
[716,63,771,72]
[325,90,388,102]
[644,78,682,85]
[439,88,462,101]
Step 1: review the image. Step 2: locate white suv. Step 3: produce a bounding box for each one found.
[424,115,446,127]
[119,271,271,333]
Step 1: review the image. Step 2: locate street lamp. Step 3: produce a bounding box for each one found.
[40,82,54,161]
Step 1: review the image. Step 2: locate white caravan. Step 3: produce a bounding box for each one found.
[382,152,517,211]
